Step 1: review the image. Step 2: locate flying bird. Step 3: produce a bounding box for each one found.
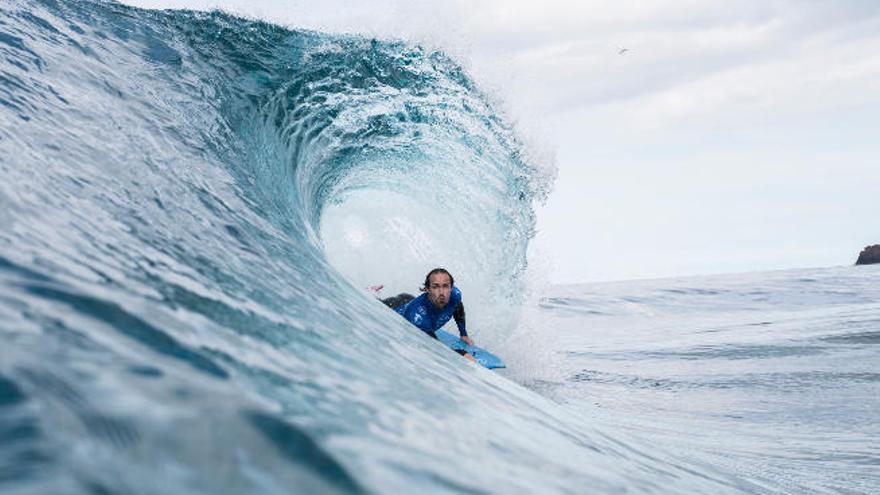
[618,46,630,55]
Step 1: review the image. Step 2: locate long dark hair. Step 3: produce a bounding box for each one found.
[421,268,454,291]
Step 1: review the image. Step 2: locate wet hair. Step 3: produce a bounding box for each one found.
[422,268,454,291]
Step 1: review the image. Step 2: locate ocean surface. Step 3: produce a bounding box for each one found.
[509,266,880,495]
[1,1,878,493]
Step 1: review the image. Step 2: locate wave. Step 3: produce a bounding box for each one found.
[0,1,745,493]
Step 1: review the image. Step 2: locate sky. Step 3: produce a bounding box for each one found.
[125,0,880,283]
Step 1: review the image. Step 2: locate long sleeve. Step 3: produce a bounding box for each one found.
[453,301,467,337]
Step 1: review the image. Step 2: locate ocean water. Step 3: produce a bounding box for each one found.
[507,265,880,494]
[1,1,878,494]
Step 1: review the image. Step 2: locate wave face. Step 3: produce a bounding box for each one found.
[0,1,740,494]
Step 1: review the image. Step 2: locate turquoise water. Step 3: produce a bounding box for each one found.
[1,1,877,493]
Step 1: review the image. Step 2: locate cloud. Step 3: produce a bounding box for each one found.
[453,1,880,129]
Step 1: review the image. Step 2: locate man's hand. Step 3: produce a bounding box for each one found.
[460,336,474,346]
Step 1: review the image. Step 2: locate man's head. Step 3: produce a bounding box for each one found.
[422,268,454,309]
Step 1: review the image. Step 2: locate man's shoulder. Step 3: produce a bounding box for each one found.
[405,292,430,310]
[451,286,462,301]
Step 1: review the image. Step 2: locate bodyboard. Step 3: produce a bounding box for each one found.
[435,329,505,369]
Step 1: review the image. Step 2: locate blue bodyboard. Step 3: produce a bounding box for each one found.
[434,329,505,369]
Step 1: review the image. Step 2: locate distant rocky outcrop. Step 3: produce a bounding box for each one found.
[856,245,880,265]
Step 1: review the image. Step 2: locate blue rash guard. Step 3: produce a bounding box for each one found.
[394,286,467,338]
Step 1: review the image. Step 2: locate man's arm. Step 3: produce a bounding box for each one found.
[453,302,473,345]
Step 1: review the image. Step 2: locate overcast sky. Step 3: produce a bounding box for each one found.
[125,0,880,283]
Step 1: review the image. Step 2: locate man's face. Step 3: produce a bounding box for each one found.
[426,273,452,309]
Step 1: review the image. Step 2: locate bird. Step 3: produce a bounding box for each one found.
[618,46,630,55]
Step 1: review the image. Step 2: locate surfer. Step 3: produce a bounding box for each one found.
[381,268,476,362]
